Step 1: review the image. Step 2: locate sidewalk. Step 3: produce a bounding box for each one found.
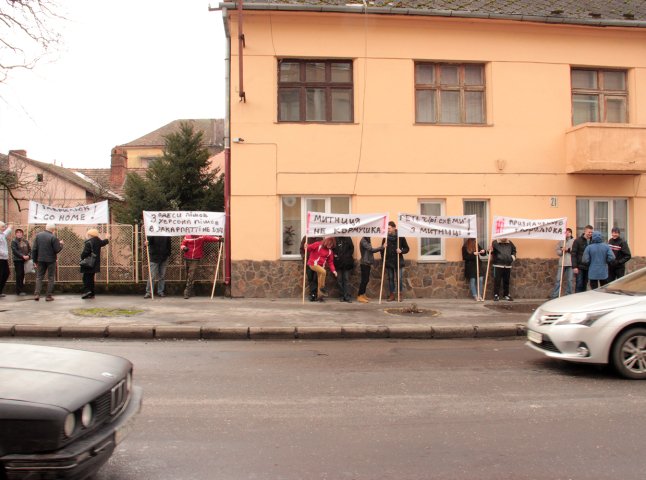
[0,294,539,340]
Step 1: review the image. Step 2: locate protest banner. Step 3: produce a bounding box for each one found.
[28,200,109,224]
[306,212,389,238]
[143,211,225,236]
[398,213,477,239]
[303,212,389,304]
[491,216,567,241]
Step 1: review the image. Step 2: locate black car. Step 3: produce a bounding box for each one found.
[0,343,142,480]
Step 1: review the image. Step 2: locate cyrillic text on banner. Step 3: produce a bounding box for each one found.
[491,216,567,241]
[28,200,109,224]
[143,211,225,236]
[398,213,477,239]
[306,212,389,238]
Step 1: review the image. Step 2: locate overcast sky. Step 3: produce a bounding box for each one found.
[0,0,226,168]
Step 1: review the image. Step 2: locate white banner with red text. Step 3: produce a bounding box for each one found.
[143,211,225,236]
[398,213,477,238]
[491,216,567,241]
[305,212,389,238]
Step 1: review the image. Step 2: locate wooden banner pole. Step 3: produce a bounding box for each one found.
[379,239,387,304]
[143,221,154,300]
[302,236,308,304]
[211,241,223,300]
[482,242,492,301]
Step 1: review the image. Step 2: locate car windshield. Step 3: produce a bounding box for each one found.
[602,268,646,296]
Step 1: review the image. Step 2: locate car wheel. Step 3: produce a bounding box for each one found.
[611,328,646,379]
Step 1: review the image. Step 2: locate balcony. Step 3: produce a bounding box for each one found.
[565,123,646,174]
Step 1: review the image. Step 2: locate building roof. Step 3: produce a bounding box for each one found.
[221,0,646,26]
[121,119,224,148]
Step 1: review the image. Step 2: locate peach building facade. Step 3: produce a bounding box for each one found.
[219,1,646,298]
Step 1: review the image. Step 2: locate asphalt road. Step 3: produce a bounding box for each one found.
[13,338,646,480]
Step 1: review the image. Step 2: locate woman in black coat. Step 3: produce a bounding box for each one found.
[80,228,109,299]
[462,238,486,301]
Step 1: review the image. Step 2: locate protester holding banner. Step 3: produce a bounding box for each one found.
[549,227,574,299]
[462,238,485,301]
[0,222,12,298]
[607,227,631,282]
[572,225,593,292]
[306,237,337,301]
[80,229,110,299]
[32,223,64,301]
[381,221,409,302]
[357,237,384,303]
[491,238,516,301]
[333,236,355,303]
[144,236,172,299]
[11,228,31,296]
[582,231,615,289]
[181,234,221,299]
[300,236,322,302]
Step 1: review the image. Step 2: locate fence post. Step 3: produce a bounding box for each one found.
[106,224,110,285]
[134,223,139,283]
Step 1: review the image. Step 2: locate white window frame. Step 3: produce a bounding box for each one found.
[418,200,446,261]
[463,199,489,252]
[280,195,352,259]
[576,197,628,241]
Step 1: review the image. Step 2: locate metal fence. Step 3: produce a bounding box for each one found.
[7,224,224,284]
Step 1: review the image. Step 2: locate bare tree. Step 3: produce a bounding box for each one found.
[0,0,63,83]
[0,154,47,209]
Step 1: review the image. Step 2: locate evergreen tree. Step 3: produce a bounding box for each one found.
[114,122,224,223]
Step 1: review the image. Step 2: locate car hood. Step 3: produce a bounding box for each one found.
[0,343,131,410]
[539,289,644,313]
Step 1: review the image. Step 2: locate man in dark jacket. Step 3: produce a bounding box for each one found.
[571,225,593,292]
[381,221,410,302]
[145,236,172,298]
[491,238,516,301]
[32,223,64,301]
[333,236,355,303]
[607,227,631,282]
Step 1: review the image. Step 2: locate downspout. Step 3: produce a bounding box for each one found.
[211,4,233,292]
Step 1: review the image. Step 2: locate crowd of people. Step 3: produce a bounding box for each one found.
[0,220,633,302]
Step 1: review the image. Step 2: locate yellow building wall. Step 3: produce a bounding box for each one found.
[227,11,646,261]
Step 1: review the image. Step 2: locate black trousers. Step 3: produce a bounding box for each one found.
[306,266,317,298]
[14,261,25,294]
[590,278,608,289]
[493,267,511,297]
[83,272,96,294]
[607,265,625,283]
[358,264,371,295]
[0,260,9,294]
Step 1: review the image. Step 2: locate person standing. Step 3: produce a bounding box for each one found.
[180,234,221,299]
[607,227,631,282]
[381,221,409,302]
[80,228,109,299]
[306,237,338,302]
[549,227,574,299]
[333,236,355,303]
[582,231,615,289]
[491,238,516,301]
[357,237,383,303]
[144,235,172,298]
[0,222,12,298]
[571,225,593,293]
[462,238,485,301]
[32,223,64,301]
[11,228,31,296]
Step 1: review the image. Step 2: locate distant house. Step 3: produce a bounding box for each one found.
[0,150,121,225]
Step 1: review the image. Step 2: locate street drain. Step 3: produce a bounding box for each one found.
[384,303,439,317]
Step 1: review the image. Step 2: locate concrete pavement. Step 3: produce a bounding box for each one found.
[0,293,541,340]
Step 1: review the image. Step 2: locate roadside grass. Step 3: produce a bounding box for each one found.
[72,307,145,317]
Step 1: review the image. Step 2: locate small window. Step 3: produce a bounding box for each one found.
[572,69,627,125]
[36,173,44,182]
[415,63,486,125]
[576,198,628,241]
[278,59,354,123]
[463,200,489,250]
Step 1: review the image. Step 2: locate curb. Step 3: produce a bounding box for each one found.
[0,324,528,340]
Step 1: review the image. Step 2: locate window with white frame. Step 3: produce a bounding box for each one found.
[281,196,351,257]
[463,200,489,250]
[571,69,627,125]
[419,201,445,260]
[576,198,628,241]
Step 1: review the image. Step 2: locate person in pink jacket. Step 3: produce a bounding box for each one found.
[180,235,220,299]
[306,237,337,302]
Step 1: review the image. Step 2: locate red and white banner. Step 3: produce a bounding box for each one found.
[491,216,567,241]
[398,213,477,239]
[143,211,225,236]
[306,212,388,238]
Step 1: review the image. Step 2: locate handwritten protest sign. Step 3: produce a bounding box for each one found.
[398,213,477,239]
[491,216,567,241]
[143,211,225,236]
[306,212,388,238]
[28,200,109,224]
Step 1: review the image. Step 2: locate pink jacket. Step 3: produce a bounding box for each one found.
[307,241,336,273]
[181,235,220,260]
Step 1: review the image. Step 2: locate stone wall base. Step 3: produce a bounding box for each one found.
[231,257,646,299]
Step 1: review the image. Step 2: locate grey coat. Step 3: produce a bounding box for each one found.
[32,230,63,263]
